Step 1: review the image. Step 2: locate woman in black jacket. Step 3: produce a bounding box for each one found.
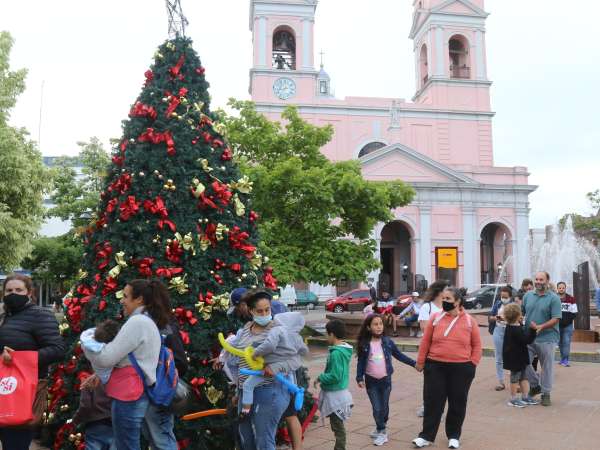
[0,274,65,450]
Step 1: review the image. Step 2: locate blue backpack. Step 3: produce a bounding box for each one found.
[128,334,179,407]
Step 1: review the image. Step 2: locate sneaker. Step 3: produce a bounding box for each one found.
[564,359,570,367]
[370,428,386,438]
[528,385,542,398]
[541,393,552,406]
[417,331,424,338]
[521,396,540,405]
[448,439,460,449]
[374,433,389,446]
[507,399,526,408]
[416,405,425,417]
[559,358,566,366]
[412,437,432,448]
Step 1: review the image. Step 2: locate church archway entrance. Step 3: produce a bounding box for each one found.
[379,221,413,297]
[480,222,513,285]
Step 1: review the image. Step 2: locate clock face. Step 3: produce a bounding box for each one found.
[273,77,296,100]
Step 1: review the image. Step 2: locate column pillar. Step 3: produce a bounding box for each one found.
[515,208,531,284]
[258,16,268,67]
[462,206,477,289]
[474,28,486,80]
[435,26,445,77]
[419,206,432,282]
[301,19,313,69]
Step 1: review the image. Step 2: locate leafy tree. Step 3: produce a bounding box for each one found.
[219,100,415,285]
[587,189,600,214]
[48,137,110,228]
[21,233,82,288]
[46,38,274,450]
[0,31,50,270]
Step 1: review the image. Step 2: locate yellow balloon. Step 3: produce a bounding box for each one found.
[218,333,264,370]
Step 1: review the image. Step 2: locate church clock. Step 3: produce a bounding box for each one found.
[273,77,296,100]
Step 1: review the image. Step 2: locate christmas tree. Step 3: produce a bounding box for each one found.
[45,37,277,450]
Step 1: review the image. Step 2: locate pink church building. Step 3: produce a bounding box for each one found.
[248,0,536,296]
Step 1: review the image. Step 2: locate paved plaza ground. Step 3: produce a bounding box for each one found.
[301,346,600,450]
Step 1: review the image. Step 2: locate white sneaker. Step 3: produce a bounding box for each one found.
[374,433,389,446]
[412,437,432,448]
[370,428,382,438]
[448,438,460,449]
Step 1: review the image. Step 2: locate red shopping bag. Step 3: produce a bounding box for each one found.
[0,350,38,426]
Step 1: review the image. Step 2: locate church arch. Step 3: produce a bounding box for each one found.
[272,26,296,70]
[448,34,471,79]
[358,141,387,159]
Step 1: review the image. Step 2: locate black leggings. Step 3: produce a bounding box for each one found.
[420,360,476,442]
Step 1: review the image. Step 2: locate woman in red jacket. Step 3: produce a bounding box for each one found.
[412,287,482,449]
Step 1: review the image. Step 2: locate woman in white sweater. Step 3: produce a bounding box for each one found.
[83,280,169,450]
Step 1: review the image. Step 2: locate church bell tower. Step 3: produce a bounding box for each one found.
[249,0,321,103]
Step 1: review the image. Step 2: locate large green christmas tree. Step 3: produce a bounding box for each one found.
[45,37,277,450]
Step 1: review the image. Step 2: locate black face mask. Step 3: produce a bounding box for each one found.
[3,293,30,313]
[442,301,457,312]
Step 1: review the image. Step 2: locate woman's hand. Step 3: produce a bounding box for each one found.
[81,374,100,390]
[415,362,424,372]
[263,366,275,377]
[210,357,224,371]
[357,380,365,389]
[2,346,14,364]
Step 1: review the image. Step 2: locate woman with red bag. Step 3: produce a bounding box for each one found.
[0,274,65,450]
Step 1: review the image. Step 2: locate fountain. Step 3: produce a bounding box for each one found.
[531,216,600,290]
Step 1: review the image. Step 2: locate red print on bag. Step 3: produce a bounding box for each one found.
[0,376,17,395]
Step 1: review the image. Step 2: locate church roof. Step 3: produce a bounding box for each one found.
[409,0,489,38]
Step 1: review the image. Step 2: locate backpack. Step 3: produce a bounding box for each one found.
[128,334,179,407]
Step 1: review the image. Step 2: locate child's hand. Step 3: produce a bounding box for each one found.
[415,363,424,372]
[313,379,320,389]
[81,374,100,390]
[357,380,365,389]
[263,366,275,377]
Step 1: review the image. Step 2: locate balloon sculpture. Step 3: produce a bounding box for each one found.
[239,368,305,411]
[217,332,265,370]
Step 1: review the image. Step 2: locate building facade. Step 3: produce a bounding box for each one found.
[249,0,536,295]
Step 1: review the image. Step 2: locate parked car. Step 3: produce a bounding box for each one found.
[464,284,517,309]
[325,289,371,313]
[295,290,319,308]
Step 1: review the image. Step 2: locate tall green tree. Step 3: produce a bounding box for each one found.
[219,100,415,285]
[0,31,49,270]
[48,137,110,228]
[21,233,83,288]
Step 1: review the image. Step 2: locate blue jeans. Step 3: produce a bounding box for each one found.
[85,421,116,450]
[559,324,574,360]
[142,403,177,450]
[238,381,290,450]
[112,393,149,450]
[0,428,34,450]
[365,374,392,432]
[242,374,263,407]
[492,325,506,383]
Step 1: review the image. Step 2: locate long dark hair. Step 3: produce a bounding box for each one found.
[128,279,172,329]
[357,314,384,358]
[424,280,449,303]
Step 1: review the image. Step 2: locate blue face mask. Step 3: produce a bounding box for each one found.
[253,314,272,327]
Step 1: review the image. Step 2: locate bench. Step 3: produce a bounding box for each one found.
[347,303,365,314]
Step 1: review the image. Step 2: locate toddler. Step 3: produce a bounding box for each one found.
[502,303,539,407]
[241,311,308,414]
[80,319,121,383]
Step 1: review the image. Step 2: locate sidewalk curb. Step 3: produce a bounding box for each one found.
[306,337,600,363]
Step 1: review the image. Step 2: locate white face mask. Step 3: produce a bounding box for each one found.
[501,298,510,304]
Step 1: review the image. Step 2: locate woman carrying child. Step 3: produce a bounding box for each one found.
[356,314,417,446]
[229,290,301,450]
[82,280,168,450]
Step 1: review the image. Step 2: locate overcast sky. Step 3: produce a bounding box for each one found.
[2,0,599,228]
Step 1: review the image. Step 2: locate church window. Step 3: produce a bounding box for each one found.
[272,28,296,70]
[319,80,328,94]
[358,141,386,158]
[449,35,470,78]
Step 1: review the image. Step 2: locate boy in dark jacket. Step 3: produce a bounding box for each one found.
[502,303,539,408]
[73,379,114,450]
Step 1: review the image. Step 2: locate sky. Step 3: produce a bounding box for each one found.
[2,0,599,228]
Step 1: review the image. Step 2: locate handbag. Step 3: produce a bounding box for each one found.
[169,379,194,415]
[0,351,40,427]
